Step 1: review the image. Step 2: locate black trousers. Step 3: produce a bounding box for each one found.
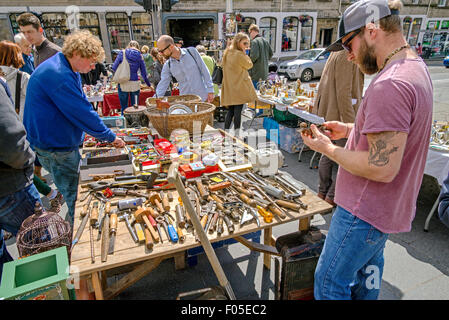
[224,104,244,130]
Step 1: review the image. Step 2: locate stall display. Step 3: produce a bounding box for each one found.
[430,121,449,152]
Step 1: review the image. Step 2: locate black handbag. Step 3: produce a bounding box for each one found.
[211,64,223,85]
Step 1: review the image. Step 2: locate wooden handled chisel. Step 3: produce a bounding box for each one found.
[108,212,118,255]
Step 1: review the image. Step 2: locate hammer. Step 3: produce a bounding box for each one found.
[134,206,159,245]
[148,192,165,213]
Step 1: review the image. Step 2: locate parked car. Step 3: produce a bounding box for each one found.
[444,55,449,68]
[277,49,331,82]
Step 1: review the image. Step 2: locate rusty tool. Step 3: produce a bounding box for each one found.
[119,211,139,243]
[89,223,95,264]
[194,177,209,201]
[216,213,224,236]
[208,181,232,192]
[108,211,118,255]
[175,204,186,228]
[208,212,220,234]
[101,213,110,262]
[88,170,125,181]
[71,201,92,251]
[81,193,94,217]
[222,214,234,233]
[275,199,302,211]
[252,184,286,219]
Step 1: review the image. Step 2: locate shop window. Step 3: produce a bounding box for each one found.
[9,13,22,36]
[79,13,102,40]
[260,17,276,50]
[237,16,256,34]
[41,13,69,48]
[106,12,131,52]
[282,17,299,52]
[409,18,422,46]
[0,15,13,41]
[438,0,446,6]
[441,20,449,30]
[402,17,412,39]
[299,15,313,50]
[131,12,153,47]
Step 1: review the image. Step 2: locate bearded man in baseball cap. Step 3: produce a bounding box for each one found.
[301,0,433,299]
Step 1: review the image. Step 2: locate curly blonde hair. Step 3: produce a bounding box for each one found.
[62,30,105,62]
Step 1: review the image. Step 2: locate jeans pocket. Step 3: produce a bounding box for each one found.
[366,226,387,245]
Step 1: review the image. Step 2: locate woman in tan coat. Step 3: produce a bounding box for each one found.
[221,33,257,132]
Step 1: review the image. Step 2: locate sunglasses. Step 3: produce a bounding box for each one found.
[158,44,171,54]
[342,29,361,53]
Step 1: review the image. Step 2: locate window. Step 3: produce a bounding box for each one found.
[299,15,313,50]
[402,16,412,39]
[409,18,422,46]
[412,0,419,4]
[438,0,446,6]
[131,12,153,46]
[282,17,299,52]
[0,15,12,41]
[260,17,276,51]
[237,17,256,34]
[79,13,101,40]
[106,12,131,51]
[41,13,69,48]
[9,13,23,36]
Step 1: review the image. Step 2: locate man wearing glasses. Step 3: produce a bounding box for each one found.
[23,30,125,225]
[155,35,214,103]
[301,0,433,299]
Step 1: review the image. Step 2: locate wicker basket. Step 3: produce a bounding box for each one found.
[145,94,202,109]
[144,102,215,138]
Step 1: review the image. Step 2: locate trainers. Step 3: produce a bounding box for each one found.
[49,192,64,213]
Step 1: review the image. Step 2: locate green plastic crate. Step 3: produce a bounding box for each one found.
[273,108,299,123]
[0,246,74,300]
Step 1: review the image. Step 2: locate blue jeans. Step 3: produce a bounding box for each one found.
[118,85,140,116]
[252,80,259,89]
[34,148,81,225]
[314,206,389,300]
[0,184,42,281]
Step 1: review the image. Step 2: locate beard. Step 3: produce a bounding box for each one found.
[356,38,379,75]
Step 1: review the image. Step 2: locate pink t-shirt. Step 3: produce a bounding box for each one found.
[334,58,433,234]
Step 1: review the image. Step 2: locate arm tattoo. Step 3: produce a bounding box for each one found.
[368,132,399,167]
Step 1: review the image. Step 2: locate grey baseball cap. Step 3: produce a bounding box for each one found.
[326,0,398,52]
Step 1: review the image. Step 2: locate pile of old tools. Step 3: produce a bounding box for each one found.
[71,169,309,264]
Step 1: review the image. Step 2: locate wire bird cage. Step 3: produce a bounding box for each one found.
[16,202,72,259]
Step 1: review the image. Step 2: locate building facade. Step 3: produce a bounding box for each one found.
[1,0,449,63]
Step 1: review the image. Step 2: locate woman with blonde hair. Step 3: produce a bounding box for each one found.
[220,33,257,134]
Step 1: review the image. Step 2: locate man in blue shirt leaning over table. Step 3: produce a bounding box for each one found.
[23,30,125,225]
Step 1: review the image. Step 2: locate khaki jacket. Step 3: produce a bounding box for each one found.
[312,50,364,123]
[220,49,257,107]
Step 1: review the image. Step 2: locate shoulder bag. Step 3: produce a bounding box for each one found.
[112,49,130,84]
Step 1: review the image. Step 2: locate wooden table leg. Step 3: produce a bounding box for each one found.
[174,251,186,270]
[299,217,311,232]
[263,227,273,270]
[91,272,104,300]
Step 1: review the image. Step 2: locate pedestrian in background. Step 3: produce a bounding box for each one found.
[248,24,273,89]
[196,45,219,97]
[141,45,153,78]
[301,0,432,300]
[220,32,257,135]
[14,33,34,75]
[112,40,152,114]
[311,50,364,207]
[149,47,171,96]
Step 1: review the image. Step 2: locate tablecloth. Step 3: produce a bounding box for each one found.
[424,148,449,185]
[102,90,155,116]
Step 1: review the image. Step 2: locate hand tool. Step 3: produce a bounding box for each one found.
[208,212,220,234]
[216,213,224,235]
[208,181,232,192]
[240,204,260,227]
[81,193,94,217]
[101,213,110,262]
[239,193,256,207]
[112,198,144,211]
[167,191,174,202]
[71,202,91,251]
[275,199,303,211]
[120,211,139,243]
[222,173,254,197]
[108,211,118,254]
[134,206,158,244]
[175,204,186,228]
[90,201,99,226]
[114,173,156,181]
[89,223,95,264]
[156,215,178,243]
[252,184,286,219]
[148,192,165,213]
[193,177,209,201]
[167,215,184,242]
[142,222,154,250]
[89,170,125,181]
[245,171,285,199]
[133,222,146,244]
[168,162,236,300]
[256,205,273,223]
[160,191,170,212]
[275,173,307,195]
[145,211,160,243]
[96,202,106,241]
[80,190,94,202]
[222,213,234,233]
